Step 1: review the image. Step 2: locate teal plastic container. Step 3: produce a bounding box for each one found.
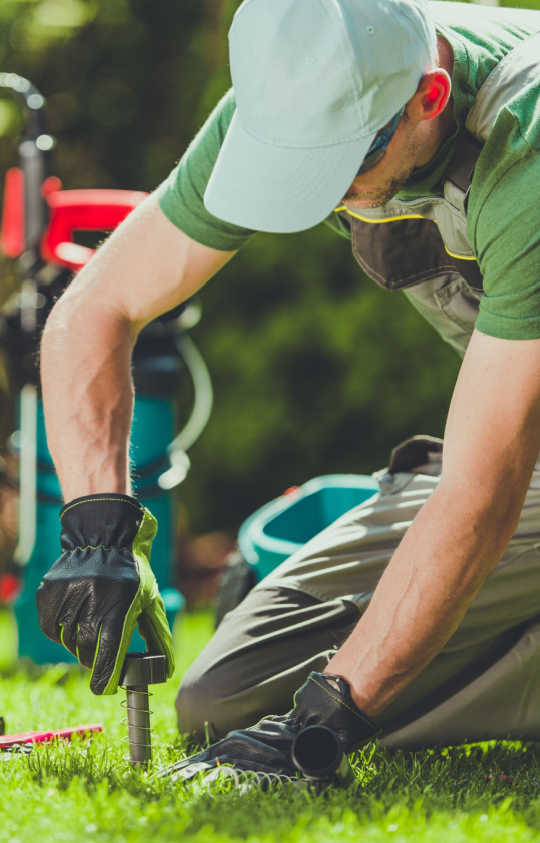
[238,474,380,581]
[14,395,184,664]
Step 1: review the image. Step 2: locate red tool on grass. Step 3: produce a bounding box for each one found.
[0,723,102,749]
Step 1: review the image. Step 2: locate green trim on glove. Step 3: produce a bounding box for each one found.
[101,508,175,695]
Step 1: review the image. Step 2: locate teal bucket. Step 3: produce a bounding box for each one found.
[238,474,380,582]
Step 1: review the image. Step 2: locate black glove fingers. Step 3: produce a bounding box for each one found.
[59,585,102,658]
[158,746,215,778]
[74,620,102,669]
[57,619,79,658]
[73,586,125,669]
[36,577,89,647]
[160,736,297,782]
[89,609,131,695]
[36,580,63,644]
[57,616,99,665]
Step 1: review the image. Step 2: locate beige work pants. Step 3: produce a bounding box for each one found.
[177,468,540,748]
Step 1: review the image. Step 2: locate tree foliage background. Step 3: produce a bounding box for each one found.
[1,0,519,532]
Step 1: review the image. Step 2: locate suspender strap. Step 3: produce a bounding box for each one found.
[444,130,483,214]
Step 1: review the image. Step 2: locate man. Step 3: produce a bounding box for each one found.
[36,0,540,781]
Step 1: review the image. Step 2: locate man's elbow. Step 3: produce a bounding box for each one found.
[41,283,136,365]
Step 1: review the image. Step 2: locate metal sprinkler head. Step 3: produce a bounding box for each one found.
[120,653,168,767]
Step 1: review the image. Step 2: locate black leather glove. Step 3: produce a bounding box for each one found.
[36,494,175,695]
[161,671,379,785]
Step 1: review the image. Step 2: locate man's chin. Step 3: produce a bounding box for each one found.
[343,196,389,209]
[342,173,412,209]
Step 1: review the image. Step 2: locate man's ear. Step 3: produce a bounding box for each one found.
[409,69,452,121]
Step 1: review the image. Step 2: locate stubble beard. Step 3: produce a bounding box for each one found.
[344,133,421,208]
[345,171,412,207]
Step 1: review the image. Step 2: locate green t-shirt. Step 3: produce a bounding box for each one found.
[157,1,540,341]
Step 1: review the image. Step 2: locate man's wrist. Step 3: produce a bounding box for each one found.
[60,474,131,503]
[322,664,384,719]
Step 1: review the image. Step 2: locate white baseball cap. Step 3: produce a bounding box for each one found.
[204,0,437,233]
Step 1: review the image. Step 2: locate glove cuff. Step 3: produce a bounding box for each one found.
[60,493,143,520]
[60,494,150,551]
[293,671,380,752]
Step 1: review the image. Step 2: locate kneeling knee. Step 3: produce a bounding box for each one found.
[176,674,213,739]
[175,666,236,741]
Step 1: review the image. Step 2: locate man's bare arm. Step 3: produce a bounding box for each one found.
[40,193,236,501]
[326,329,540,717]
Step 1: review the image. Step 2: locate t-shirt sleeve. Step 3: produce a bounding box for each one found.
[473,151,540,340]
[156,88,256,252]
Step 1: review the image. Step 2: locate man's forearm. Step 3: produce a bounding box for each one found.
[328,331,540,723]
[325,480,523,718]
[41,289,136,501]
[39,197,238,502]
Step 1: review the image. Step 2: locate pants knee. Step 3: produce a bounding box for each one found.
[176,672,214,740]
[175,663,239,741]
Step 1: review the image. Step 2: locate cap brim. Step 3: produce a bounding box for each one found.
[204,111,375,234]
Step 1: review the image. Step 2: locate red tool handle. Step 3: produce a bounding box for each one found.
[0,723,102,748]
[1,167,25,258]
[1,168,147,270]
[41,185,148,270]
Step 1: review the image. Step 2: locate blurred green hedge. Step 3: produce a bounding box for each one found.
[0,0,499,531]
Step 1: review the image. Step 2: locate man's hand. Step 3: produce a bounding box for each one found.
[161,672,378,785]
[36,494,175,695]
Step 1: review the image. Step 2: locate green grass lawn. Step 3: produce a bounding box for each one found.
[2,607,540,842]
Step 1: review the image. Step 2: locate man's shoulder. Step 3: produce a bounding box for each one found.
[433,1,540,111]
[431,1,540,38]
[469,66,540,222]
[191,88,237,160]
[157,88,254,251]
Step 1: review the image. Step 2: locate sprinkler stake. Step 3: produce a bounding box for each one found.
[120,653,168,766]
